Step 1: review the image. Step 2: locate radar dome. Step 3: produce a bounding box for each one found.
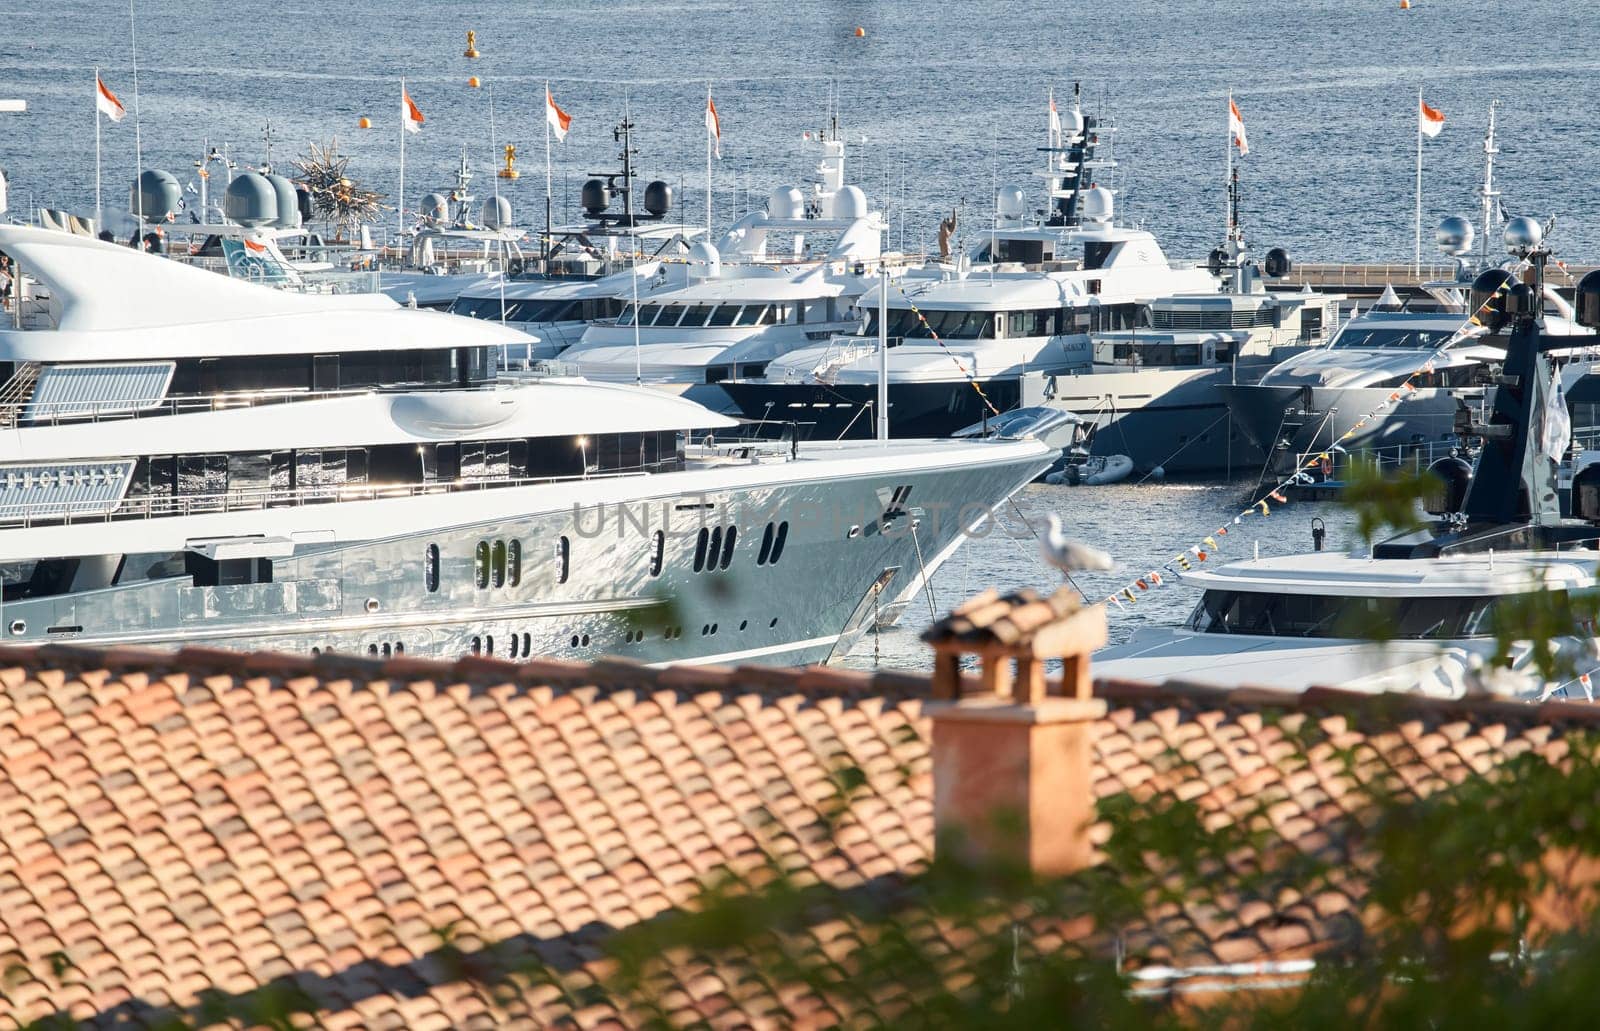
[1263,247,1292,278]
[419,192,449,223]
[1504,215,1543,255]
[768,184,805,220]
[643,180,672,216]
[686,240,721,280]
[223,172,278,228]
[995,185,1027,220]
[1436,215,1474,256]
[1080,186,1114,224]
[580,178,610,215]
[129,169,182,223]
[1424,456,1473,516]
[833,184,867,219]
[480,195,512,229]
[1469,268,1516,332]
[1576,269,1600,329]
[264,173,300,228]
[294,186,313,227]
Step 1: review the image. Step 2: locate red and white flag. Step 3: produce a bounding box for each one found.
[402,85,424,134]
[546,84,571,142]
[1048,89,1061,138]
[705,91,721,159]
[1419,96,1445,139]
[1228,95,1248,156]
[96,75,126,123]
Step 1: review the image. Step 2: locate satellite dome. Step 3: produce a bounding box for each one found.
[1469,267,1516,332]
[580,179,610,216]
[1263,247,1292,278]
[686,239,721,279]
[833,184,867,219]
[1080,186,1114,224]
[264,173,301,228]
[995,185,1027,220]
[643,180,672,216]
[1576,269,1600,329]
[419,192,449,223]
[129,169,181,223]
[480,194,512,229]
[223,172,278,228]
[1504,215,1543,255]
[1435,215,1474,256]
[768,184,805,220]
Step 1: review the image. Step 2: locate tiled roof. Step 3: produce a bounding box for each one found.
[0,644,1597,1025]
[921,586,1081,647]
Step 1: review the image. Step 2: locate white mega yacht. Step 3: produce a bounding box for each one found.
[1100,223,1600,699]
[0,225,1070,665]
[554,127,893,399]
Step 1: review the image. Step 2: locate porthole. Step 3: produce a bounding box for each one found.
[508,540,522,586]
[365,598,380,613]
[701,624,710,637]
[739,620,748,631]
[758,523,774,565]
[395,642,405,655]
[521,632,530,654]
[719,528,737,570]
[570,634,580,648]
[311,646,321,657]
[580,633,590,646]
[693,528,710,573]
[770,522,789,563]
[847,525,861,539]
[368,644,379,656]
[471,636,482,655]
[7,619,23,635]
[486,635,494,655]
[707,527,723,570]
[508,634,518,659]
[475,541,491,589]
[381,643,392,658]
[769,617,779,628]
[710,623,718,635]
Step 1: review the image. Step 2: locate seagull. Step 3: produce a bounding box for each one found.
[1039,513,1114,575]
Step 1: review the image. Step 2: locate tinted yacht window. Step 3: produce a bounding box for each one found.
[1331,327,1456,350]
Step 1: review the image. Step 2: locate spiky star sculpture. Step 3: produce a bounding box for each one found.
[292,139,384,238]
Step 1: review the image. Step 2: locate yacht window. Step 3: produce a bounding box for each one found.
[177,455,227,496]
[1331,327,1456,350]
[680,305,714,327]
[640,304,671,326]
[733,305,766,327]
[460,442,487,479]
[758,523,775,565]
[425,543,440,593]
[767,304,793,325]
[312,355,339,392]
[617,304,637,327]
[475,541,490,589]
[555,535,571,584]
[1188,590,1505,639]
[650,530,665,576]
[492,540,506,588]
[719,527,737,570]
[707,305,739,327]
[707,527,724,570]
[1083,241,1115,270]
[228,454,270,493]
[508,540,522,586]
[693,527,710,573]
[770,521,790,564]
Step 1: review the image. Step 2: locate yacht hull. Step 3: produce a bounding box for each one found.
[1218,382,1472,475]
[1,444,1052,667]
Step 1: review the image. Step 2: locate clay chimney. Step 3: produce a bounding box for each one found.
[922,586,1107,876]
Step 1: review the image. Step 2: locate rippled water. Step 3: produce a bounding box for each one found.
[3,0,1599,261]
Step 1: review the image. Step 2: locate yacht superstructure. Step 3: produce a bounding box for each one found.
[555,126,893,398]
[1100,221,1600,699]
[0,226,1067,664]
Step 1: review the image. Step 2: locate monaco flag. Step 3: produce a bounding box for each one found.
[1228,95,1248,156]
[402,86,424,133]
[546,84,571,142]
[96,76,126,123]
[1419,96,1445,139]
[705,91,721,159]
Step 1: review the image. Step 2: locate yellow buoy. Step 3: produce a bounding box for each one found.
[464,29,480,57]
[854,25,865,36]
[358,116,371,129]
[468,76,480,88]
[1399,0,1409,7]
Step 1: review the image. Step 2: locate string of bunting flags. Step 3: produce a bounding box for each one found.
[883,277,1003,418]
[1100,262,1531,610]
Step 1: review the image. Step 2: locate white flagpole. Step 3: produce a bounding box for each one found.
[94,67,102,227]
[705,83,713,235]
[544,80,553,273]
[1224,91,1233,238]
[1414,86,1424,276]
[397,77,406,248]
[128,0,145,236]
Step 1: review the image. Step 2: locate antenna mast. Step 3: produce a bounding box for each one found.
[1478,101,1500,266]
